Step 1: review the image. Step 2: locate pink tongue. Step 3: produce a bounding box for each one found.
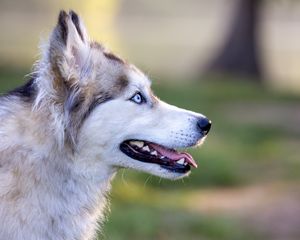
[149,143,198,168]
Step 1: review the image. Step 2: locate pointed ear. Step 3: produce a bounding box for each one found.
[69,10,89,44]
[49,10,90,88]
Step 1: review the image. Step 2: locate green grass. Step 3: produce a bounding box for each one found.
[101,203,258,240]
[1,67,299,240]
[0,66,29,93]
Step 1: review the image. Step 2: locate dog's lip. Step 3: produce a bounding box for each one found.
[148,143,197,168]
[119,140,197,173]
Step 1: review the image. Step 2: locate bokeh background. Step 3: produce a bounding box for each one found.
[1,0,300,239]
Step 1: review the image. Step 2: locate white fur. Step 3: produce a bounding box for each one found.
[0,11,209,240]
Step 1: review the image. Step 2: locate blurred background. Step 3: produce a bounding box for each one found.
[0,0,300,239]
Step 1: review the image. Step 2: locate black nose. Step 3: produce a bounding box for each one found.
[197,117,211,135]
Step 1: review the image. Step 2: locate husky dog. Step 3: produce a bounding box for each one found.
[0,10,211,240]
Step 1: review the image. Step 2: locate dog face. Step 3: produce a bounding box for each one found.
[44,11,211,180]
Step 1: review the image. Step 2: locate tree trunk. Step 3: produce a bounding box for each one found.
[207,0,262,80]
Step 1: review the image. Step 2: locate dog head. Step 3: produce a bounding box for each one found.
[37,10,211,180]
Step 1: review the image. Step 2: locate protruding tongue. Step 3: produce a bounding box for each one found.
[149,143,198,168]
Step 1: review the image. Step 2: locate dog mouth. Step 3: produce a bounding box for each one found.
[120,140,197,173]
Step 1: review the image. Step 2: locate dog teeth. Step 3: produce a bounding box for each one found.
[130,141,144,148]
[151,150,158,156]
[177,158,185,165]
[142,146,150,152]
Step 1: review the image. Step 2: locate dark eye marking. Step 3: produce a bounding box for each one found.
[117,75,129,92]
[82,93,113,120]
[64,91,114,148]
[66,90,113,129]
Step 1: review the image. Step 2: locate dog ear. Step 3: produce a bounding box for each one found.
[49,10,90,90]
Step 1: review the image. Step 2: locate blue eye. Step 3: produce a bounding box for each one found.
[130,92,145,104]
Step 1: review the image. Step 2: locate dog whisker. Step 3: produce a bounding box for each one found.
[143,175,152,189]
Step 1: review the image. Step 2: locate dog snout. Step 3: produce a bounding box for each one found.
[197,117,211,136]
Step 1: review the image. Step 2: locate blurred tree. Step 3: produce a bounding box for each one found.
[207,0,262,81]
